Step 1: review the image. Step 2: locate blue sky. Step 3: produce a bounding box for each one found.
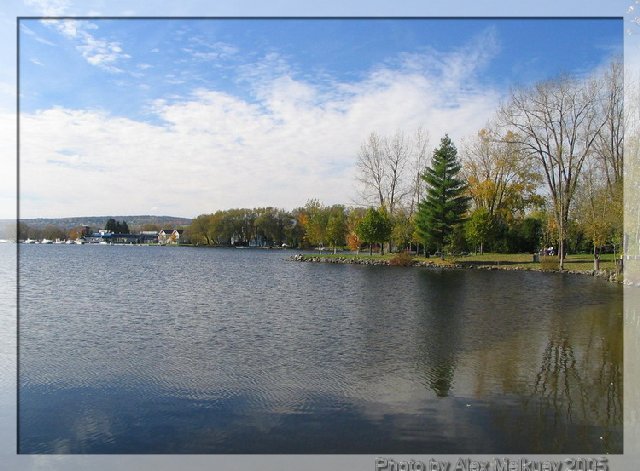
[19,19,622,120]
[15,17,624,218]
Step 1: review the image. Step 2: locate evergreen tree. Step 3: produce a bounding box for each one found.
[118,220,129,234]
[415,135,469,257]
[105,218,129,233]
[105,218,117,232]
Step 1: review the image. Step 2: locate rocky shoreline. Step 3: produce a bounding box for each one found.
[289,254,623,283]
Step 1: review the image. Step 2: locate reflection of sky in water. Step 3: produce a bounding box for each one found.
[18,246,623,453]
[20,386,620,454]
[0,245,16,458]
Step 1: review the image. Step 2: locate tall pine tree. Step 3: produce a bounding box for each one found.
[415,135,469,257]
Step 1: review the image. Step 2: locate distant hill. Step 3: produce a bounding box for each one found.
[0,215,192,237]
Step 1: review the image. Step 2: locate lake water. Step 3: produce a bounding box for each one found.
[17,245,622,454]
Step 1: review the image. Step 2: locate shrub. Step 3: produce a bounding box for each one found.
[389,252,414,266]
[540,255,559,271]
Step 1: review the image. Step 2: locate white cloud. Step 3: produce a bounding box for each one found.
[19,39,502,218]
[19,23,56,46]
[184,37,239,62]
[237,51,292,87]
[38,19,131,73]
[76,33,130,71]
[23,0,70,16]
[0,112,16,219]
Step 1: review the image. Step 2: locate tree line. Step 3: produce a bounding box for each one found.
[184,131,535,256]
[188,60,623,268]
[185,60,623,264]
[16,59,622,265]
[348,59,624,268]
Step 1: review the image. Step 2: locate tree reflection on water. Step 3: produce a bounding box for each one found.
[527,306,622,451]
[412,270,622,452]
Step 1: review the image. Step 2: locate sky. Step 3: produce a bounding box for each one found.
[0,1,634,221]
[16,17,623,219]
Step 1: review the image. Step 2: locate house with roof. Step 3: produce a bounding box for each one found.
[139,231,159,244]
[158,229,186,245]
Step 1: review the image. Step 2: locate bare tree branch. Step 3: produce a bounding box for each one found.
[499,74,608,268]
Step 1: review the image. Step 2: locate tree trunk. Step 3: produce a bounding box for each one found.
[369,244,372,256]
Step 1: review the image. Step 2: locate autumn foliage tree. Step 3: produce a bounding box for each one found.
[302,199,328,248]
[346,207,366,253]
[465,207,493,254]
[499,74,608,269]
[326,205,347,253]
[575,162,623,258]
[462,127,541,223]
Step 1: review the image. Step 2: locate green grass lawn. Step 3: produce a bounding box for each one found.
[304,251,619,271]
[452,252,617,271]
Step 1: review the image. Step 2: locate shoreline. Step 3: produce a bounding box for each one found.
[290,253,624,284]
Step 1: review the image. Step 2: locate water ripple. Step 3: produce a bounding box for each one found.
[17,245,623,453]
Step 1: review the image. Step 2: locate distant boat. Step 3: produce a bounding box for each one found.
[75,239,85,245]
[24,238,35,244]
[65,239,73,244]
[41,239,53,244]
